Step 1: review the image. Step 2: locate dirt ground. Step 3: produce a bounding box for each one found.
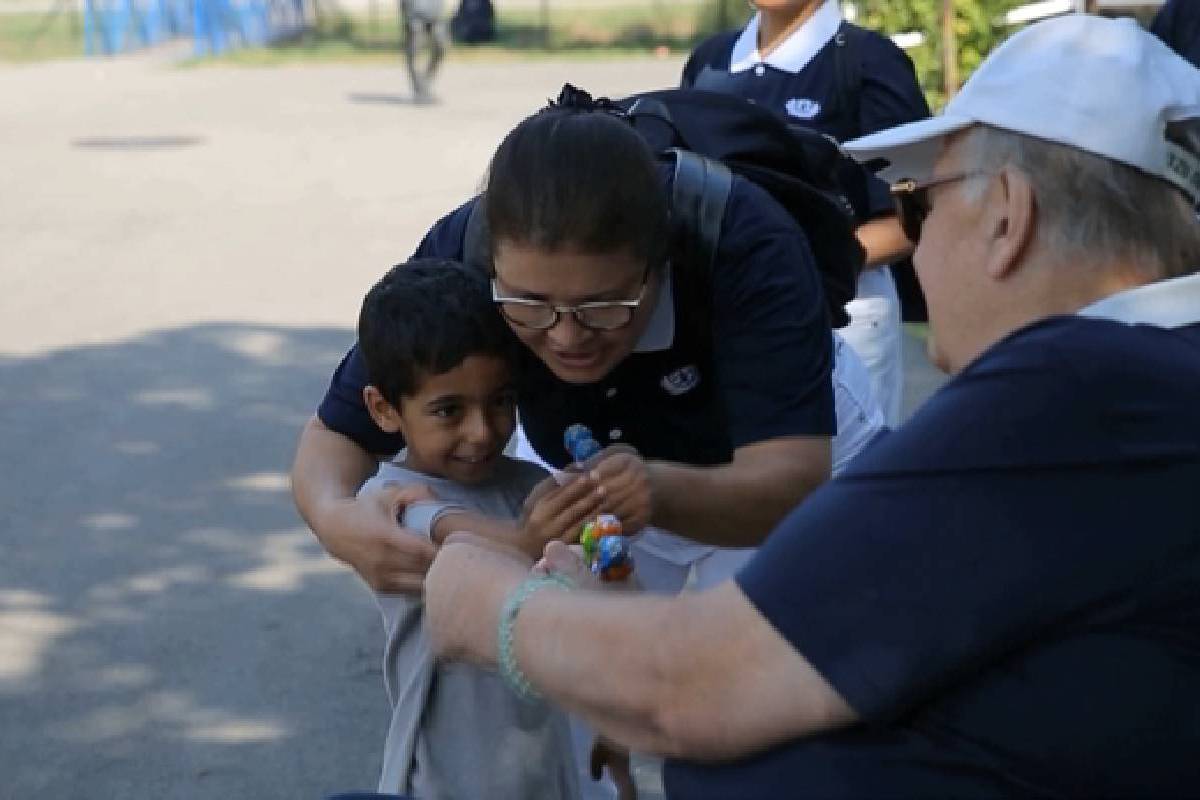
[0,50,943,799]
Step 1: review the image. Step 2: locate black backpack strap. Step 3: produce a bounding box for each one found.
[627,96,686,149]
[669,149,732,355]
[833,23,865,139]
[670,148,732,284]
[461,198,492,275]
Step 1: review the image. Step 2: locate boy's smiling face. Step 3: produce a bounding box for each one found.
[367,354,517,485]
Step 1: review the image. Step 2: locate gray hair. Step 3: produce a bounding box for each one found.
[960,125,1200,279]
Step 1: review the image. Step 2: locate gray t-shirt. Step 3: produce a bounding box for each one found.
[361,456,580,799]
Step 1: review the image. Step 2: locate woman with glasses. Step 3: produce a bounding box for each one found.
[294,102,849,596]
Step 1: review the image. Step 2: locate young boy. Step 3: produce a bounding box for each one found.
[356,260,602,798]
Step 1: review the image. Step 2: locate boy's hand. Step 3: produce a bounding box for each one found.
[590,736,637,800]
[518,473,605,553]
[584,445,654,534]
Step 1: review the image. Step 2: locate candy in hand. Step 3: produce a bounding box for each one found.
[578,513,632,581]
[593,535,633,582]
[579,513,621,562]
[564,423,601,464]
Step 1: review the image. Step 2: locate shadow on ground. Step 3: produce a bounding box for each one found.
[0,322,945,797]
[0,323,388,799]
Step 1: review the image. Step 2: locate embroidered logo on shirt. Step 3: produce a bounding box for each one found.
[661,365,700,395]
[785,98,822,119]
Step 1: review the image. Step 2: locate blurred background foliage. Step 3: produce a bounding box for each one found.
[852,0,1028,108]
[0,0,1162,111]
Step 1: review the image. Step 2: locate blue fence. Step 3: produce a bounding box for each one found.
[83,0,308,56]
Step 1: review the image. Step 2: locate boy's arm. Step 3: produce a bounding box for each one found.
[430,509,524,551]
[429,474,606,559]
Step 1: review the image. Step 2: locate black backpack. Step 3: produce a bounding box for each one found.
[465,84,864,330]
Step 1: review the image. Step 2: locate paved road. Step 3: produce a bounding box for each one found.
[0,51,943,799]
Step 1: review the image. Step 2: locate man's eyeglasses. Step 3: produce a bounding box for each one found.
[491,279,648,332]
[891,170,989,243]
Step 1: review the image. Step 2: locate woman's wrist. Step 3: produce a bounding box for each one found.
[644,459,674,529]
[476,556,533,664]
[497,574,575,699]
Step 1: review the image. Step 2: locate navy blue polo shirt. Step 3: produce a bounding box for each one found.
[665,313,1200,798]
[1152,0,1200,68]
[681,12,929,222]
[317,166,834,469]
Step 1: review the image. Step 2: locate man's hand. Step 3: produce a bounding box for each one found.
[321,482,439,595]
[519,473,606,552]
[586,445,654,534]
[590,736,637,800]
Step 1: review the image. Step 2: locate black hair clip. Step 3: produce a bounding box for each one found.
[548,83,628,118]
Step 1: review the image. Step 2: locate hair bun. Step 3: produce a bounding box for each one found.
[549,84,627,117]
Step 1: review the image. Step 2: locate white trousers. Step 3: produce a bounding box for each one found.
[841,266,904,428]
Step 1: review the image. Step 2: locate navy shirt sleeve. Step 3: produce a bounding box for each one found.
[680,31,738,88]
[411,198,475,261]
[710,177,835,445]
[735,317,1200,722]
[316,200,477,454]
[1151,0,1200,67]
[855,29,931,219]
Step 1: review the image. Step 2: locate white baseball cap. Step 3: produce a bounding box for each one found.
[843,14,1200,204]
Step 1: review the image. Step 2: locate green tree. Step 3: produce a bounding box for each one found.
[851,0,1026,109]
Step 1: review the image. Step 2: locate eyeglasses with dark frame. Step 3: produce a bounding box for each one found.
[490,273,650,332]
[890,170,990,243]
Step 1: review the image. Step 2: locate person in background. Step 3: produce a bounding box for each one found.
[1151,0,1200,67]
[683,0,931,427]
[400,0,447,103]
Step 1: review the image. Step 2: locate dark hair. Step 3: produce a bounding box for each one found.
[357,259,518,406]
[484,106,669,269]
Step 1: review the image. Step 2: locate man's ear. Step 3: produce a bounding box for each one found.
[985,166,1036,281]
[364,385,403,434]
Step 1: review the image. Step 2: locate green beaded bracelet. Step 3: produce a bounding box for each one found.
[498,573,574,701]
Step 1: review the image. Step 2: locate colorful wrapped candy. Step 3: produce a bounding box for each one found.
[564,427,634,582]
[593,535,633,581]
[578,513,633,581]
[564,423,601,464]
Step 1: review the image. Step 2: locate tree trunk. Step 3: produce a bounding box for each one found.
[942,0,958,99]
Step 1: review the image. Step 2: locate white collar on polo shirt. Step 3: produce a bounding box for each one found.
[729,0,843,75]
[1077,272,1200,329]
[633,266,675,353]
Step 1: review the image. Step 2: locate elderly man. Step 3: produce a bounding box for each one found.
[423,15,1200,799]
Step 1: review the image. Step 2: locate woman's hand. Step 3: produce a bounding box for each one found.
[533,540,599,587]
[424,534,532,665]
[323,481,440,594]
[585,445,655,534]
